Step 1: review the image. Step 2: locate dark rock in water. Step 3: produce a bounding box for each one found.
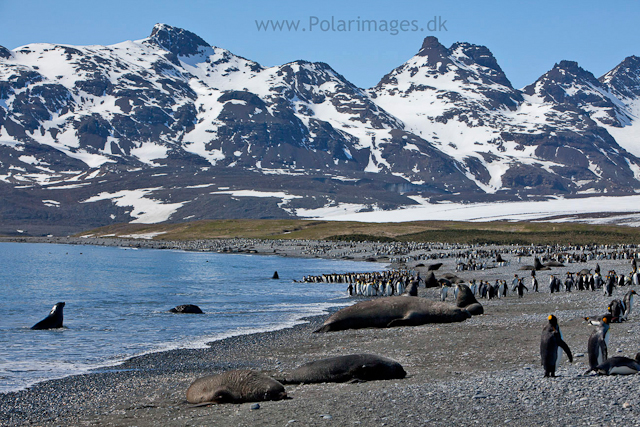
[169,304,203,314]
[31,302,65,330]
[272,271,279,279]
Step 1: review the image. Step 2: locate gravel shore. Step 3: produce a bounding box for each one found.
[2,240,640,426]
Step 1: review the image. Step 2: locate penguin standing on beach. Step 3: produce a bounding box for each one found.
[440,283,449,301]
[516,278,528,298]
[540,315,573,377]
[622,289,636,320]
[608,300,624,321]
[605,272,616,297]
[587,314,612,372]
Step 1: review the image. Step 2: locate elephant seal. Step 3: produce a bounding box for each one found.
[403,280,419,296]
[424,271,439,288]
[520,257,551,271]
[438,273,464,286]
[427,262,443,271]
[277,354,406,384]
[186,370,287,405]
[169,304,203,314]
[314,296,471,332]
[455,285,484,315]
[31,302,65,330]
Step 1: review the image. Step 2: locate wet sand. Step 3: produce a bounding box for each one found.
[1,240,640,426]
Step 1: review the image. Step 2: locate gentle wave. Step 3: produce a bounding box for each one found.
[0,242,373,394]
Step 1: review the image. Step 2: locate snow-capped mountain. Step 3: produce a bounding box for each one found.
[1,24,639,235]
[372,37,640,196]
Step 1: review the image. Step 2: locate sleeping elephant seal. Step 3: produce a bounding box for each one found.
[277,354,406,384]
[31,302,65,330]
[455,285,484,315]
[427,262,443,271]
[314,296,471,332]
[169,304,203,314]
[186,370,287,405]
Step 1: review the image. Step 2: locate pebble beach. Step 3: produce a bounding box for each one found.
[1,237,640,426]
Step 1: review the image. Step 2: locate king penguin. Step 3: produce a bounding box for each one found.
[622,289,636,320]
[585,353,640,375]
[540,315,573,377]
[587,314,612,372]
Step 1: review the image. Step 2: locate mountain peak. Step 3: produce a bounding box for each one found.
[149,23,209,57]
[555,60,582,73]
[416,36,449,60]
[0,45,11,59]
[419,36,443,50]
[600,55,640,100]
[524,60,599,97]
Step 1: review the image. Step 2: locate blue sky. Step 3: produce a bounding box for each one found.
[1,0,638,89]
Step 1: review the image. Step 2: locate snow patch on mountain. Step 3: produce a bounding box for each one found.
[81,188,186,223]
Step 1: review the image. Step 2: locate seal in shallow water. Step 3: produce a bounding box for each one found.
[169,304,203,314]
[186,370,287,405]
[31,302,65,330]
[314,296,470,332]
[277,354,406,384]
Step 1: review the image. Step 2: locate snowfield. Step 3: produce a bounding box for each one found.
[296,195,640,226]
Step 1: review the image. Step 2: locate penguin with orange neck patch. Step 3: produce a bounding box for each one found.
[540,315,573,377]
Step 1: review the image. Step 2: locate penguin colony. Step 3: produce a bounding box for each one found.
[29,240,640,409]
[304,246,640,378]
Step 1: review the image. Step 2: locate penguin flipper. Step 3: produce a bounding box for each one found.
[599,342,608,362]
[558,337,573,363]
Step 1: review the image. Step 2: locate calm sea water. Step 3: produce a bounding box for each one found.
[0,242,380,393]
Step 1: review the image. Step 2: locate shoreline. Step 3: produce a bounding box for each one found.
[0,236,400,263]
[3,284,640,426]
[3,240,640,426]
[0,309,344,396]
